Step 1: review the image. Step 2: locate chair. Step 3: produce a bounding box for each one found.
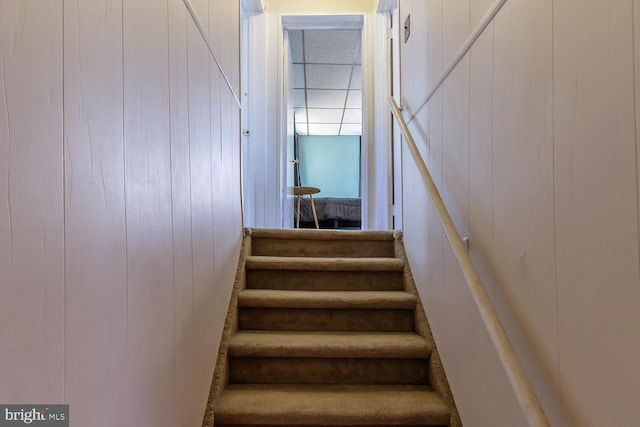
[294,186,320,229]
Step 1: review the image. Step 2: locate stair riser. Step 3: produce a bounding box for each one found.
[209,230,457,427]
[251,238,395,258]
[239,308,415,332]
[246,270,404,291]
[217,425,448,427]
[229,357,429,385]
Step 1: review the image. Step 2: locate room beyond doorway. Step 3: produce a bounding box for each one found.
[288,28,363,229]
[284,17,364,230]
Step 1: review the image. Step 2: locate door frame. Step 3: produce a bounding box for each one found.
[278,14,369,229]
[374,0,401,230]
[241,9,389,229]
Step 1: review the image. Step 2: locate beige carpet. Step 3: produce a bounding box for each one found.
[202,228,461,427]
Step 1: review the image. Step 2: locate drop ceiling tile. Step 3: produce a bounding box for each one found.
[355,41,362,65]
[308,123,341,135]
[289,30,303,63]
[293,89,306,108]
[304,30,361,64]
[294,108,307,123]
[306,89,347,108]
[292,64,305,89]
[346,90,362,108]
[295,123,308,135]
[340,124,362,135]
[342,108,362,124]
[350,65,362,90]
[307,108,343,123]
[306,64,352,89]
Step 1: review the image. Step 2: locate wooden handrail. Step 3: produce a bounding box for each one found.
[388,96,550,427]
[182,0,242,108]
[405,0,507,125]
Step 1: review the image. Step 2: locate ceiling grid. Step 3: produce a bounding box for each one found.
[289,29,363,136]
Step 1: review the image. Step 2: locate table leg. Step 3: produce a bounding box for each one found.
[309,195,319,230]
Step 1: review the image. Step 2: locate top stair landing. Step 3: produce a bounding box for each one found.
[249,228,397,258]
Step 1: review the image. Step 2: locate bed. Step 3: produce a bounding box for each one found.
[298,197,361,229]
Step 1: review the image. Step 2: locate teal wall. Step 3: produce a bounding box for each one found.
[298,135,361,198]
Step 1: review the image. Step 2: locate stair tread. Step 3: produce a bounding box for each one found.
[238,290,417,309]
[246,256,406,271]
[215,384,450,425]
[229,331,431,358]
[249,227,397,241]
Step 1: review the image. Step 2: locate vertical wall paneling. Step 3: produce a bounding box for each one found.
[492,0,560,423]
[467,18,507,423]
[188,12,215,384]
[439,0,477,416]
[470,0,496,29]
[441,0,470,238]
[441,61,470,236]
[169,0,198,423]
[231,0,242,98]
[554,0,640,425]
[404,0,430,159]
[0,0,65,403]
[208,0,221,60]
[218,0,241,97]
[372,11,390,230]
[211,3,235,401]
[240,12,253,227]
[398,0,412,234]
[231,94,242,236]
[402,0,431,290]
[0,0,242,422]
[189,0,209,35]
[187,17,216,396]
[218,86,241,315]
[219,0,243,289]
[246,13,279,227]
[63,0,128,424]
[464,17,532,425]
[400,0,640,424]
[266,15,281,226]
[123,0,176,424]
[400,0,552,424]
[467,19,494,325]
[402,2,514,422]
[209,2,225,350]
[424,0,446,362]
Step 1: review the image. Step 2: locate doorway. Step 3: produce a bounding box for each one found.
[240,12,381,229]
[282,17,364,230]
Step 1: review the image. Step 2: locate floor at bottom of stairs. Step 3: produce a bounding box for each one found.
[214,384,450,426]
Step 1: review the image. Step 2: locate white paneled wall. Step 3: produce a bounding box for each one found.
[0,1,242,426]
[554,1,640,425]
[63,0,129,425]
[399,0,640,426]
[0,0,65,404]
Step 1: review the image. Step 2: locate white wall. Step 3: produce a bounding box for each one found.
[0,1,242,426]
[243,11,281,228]
[398,0,640,426]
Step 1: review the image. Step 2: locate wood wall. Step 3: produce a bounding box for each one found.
[399,0,640,425]
[0,1,242,426]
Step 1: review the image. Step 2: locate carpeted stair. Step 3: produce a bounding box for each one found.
[203,228,461,427]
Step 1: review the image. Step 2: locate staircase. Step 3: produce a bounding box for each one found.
[204,228,460,427]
